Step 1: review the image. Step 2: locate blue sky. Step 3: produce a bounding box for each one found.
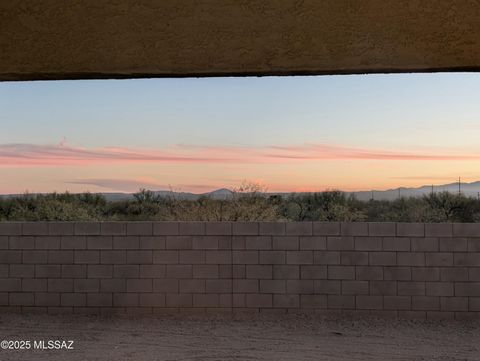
[1,73,480,193]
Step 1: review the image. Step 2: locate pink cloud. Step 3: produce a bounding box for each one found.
[1,142,479,167]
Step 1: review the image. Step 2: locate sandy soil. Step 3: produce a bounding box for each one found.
[0,313,478,361]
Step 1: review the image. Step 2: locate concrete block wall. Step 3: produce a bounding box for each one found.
[0,222,480,319]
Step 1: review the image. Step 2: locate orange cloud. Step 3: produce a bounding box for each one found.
[1,142,479,167]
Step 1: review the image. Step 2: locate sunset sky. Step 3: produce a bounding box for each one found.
[1,73,480,194]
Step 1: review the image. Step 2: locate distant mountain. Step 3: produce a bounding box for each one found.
[1,181,479,202]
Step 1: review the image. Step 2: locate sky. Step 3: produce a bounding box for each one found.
[1,73,480,194]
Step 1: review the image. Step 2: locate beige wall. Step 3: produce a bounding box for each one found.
[1,0,480,81]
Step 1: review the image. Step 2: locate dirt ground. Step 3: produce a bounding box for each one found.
[0,313,478,361]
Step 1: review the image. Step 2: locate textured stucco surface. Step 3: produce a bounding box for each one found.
[1,0,480,81]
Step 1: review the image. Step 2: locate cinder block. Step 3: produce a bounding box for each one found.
[0,222,22,235]
[412,267,440,281]
[166,293,192,307]
[101,222,126,236]
[192,294,218,307]
[245,236,271,250]
[468,238,480,251]
[286,251,313,265]
[300,265,327,279]
[327,295,354,309]
[412,296,440,310]
[425,223,453,237]
[35,236,62,249]
[231,236,245,250]
[454,253,480,266]
[113,265,139,278]
[384,296,411,310]
[193,265,218,279]
[426,253,453,267]
[9,236,34,249]
[274,294,299,308]
[100,279,125,292]
[166,265,192,278]
[370,281,396,295]
[286,222,312,236]
[368,222,396,236]
[233,279,258,293]
[232,222,259,236]
[453,312,480,320]
[232,265,244,278]
[48,278,73,292]
[340,223,368,236]
[205,222,232,235]
[153,279,178,293]
[74,222,100,236]
[341,281,368,295]
[153,222,179,235]
[166,236,193,250]
[258,251,284,265]
[74,250,99,264]
[354,237,382,251]
[299,236,326,250]
[217,236,231,250]
[469,268,480,281]
[286,280,313,294]
[139,265,166,278]
[313,251,340,265]
[9,292,34,306]
[369,252,396,266]
[86,236,112,250]
[440,267,468,281]
[127,250,153,264]
[0,250,22,264]
[205,250,231,264]
[74,279,99,292]
[259,222,285,236]
[468,297,480,311]
[273,265,299,279]
[60,236,86,249]
[179,279,205,293]
[126,222,152,236]
[113,236,139,249]
[272,236,298,250]
[397,252,425,266]
[87,265,113,278]
[440,296,468,311]
[47,250,73,264]
[87,293,112,307]
[355,266,383,280]
[126,279,152,292]
[61,265,85,278]
[426,282,453,296]
[139,236,165,249]
[327,236,355,251]
[314,280,340,294]
[48,222,74,236]
[0,265,6,277]
[313,222,340,236]
[100,250,126,264]
[246,265,272,279]
[139,293,165,307]
[398,310,424,319]
[61,293,86,307]
[397,223,424,237]
[23,250,48,264]
[9,265,34,278]
[22,278,47,292]
[260,280,285,293]
[23,222,48,235]
[398,281,425,296]
[35,264,62,278]
[356,295,383,309]
[179,222,205,235]
[340,251,368,265]
[301,295,327,308]
[382,237,410,251]
[193,236,219,250]
[411,237,438,252]
[246,294,272,308]
[455,282,480,296]
[153,250,178,264]
[453,223,480,237]
[206,279,231,293]
[233,251,258,264]
[0,237,7,249]
[328,266,355,280]
[384,267,411,281]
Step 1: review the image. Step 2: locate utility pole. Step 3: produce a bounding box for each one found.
[371,190,374,201]
[458,177,461,195]
[431,184,434,195]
